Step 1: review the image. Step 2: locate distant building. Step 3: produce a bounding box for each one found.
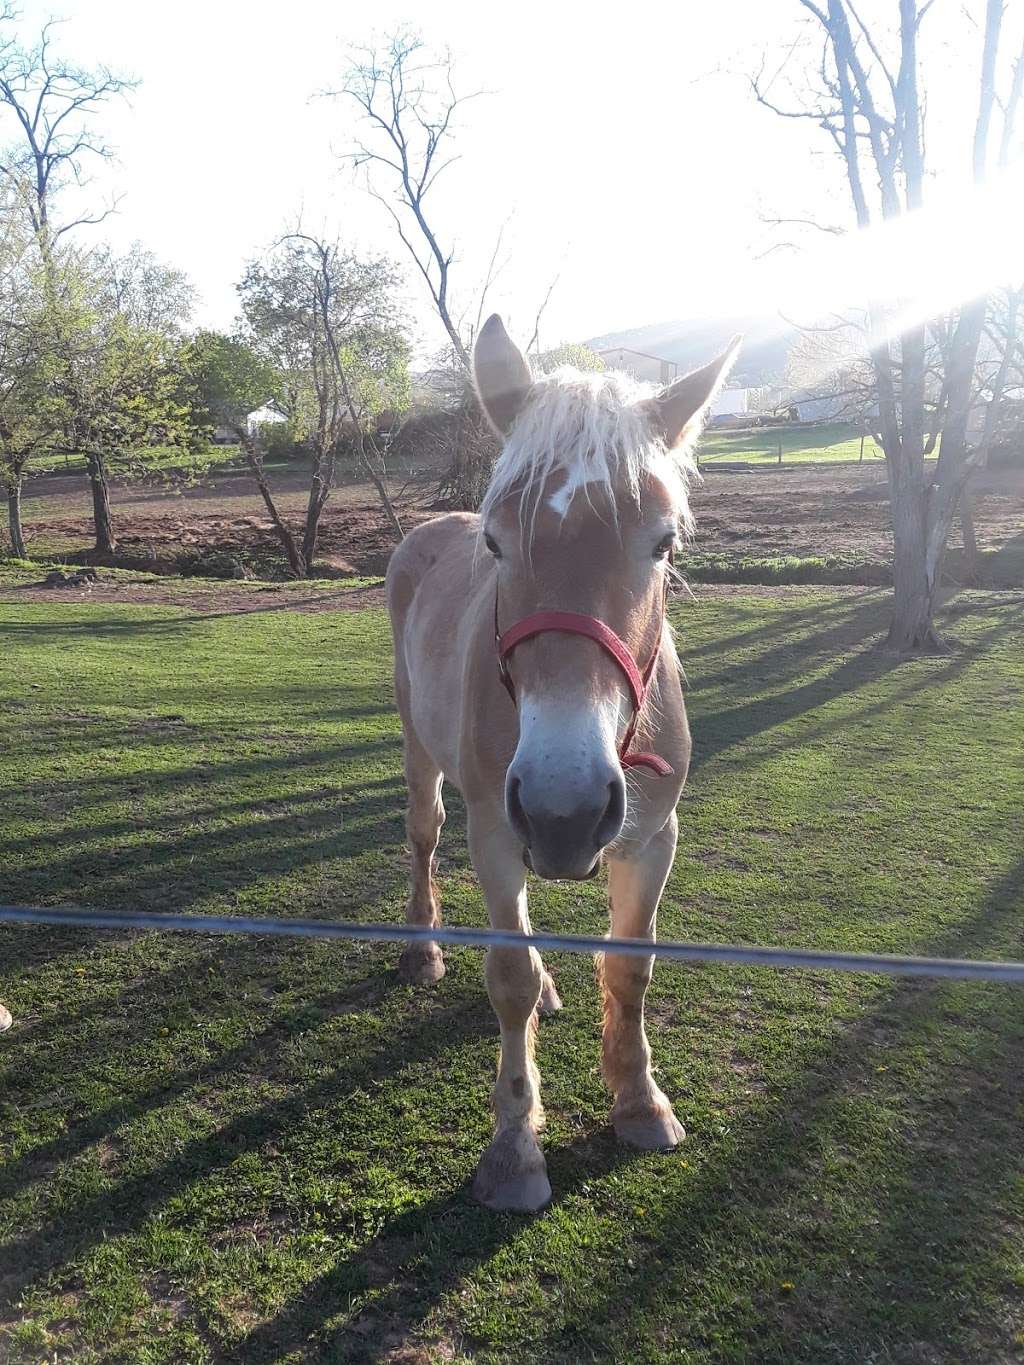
[246,403,288,435]
[598,345,748,418]
[596,346,679,385]
[710,388,749,418]
[211,402,289,444]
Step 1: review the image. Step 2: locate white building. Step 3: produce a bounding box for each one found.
[246,403,288,436]
[710,388,749,418]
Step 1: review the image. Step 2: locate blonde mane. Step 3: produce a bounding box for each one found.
[479,365,699,538]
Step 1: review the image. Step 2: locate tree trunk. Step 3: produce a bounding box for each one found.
[886,453,944,653]
[301,481,327,576]
[7,477,27,559]
[239,431,306,577]
[86,452,117,556]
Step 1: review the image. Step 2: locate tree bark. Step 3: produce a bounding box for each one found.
[86,452,117,556]
[886,454,942,651]
[6,478,27,559]
[301,461,331,576]
[239,430,306,577]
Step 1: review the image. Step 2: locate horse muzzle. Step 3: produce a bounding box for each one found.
[506,770,626,881]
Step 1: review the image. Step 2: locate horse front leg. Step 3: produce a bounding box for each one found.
[469,806,550,1212]
[602,812,685,1150]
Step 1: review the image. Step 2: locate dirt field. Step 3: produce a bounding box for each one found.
[14,459,1024,580]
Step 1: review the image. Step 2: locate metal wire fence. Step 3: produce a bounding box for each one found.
[3,903,1024,983]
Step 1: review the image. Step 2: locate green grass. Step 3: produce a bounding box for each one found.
[1,584,1023,1363]
[699,422,885,465]
[30,443,246,479]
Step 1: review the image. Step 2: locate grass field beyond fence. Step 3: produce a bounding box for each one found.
[1,584,1023,1363]
[699,422,885,465]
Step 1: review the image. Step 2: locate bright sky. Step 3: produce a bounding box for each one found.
[8,0,1021,357]
[9,0,819,350]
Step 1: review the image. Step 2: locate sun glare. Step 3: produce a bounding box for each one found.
[741,163,1024,362]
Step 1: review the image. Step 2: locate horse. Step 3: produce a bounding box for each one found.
[386,317,739,1211]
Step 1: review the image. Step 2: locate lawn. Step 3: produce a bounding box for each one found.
[30,444,245,479]
[1,582,1023,1364]
[699,422,885,465]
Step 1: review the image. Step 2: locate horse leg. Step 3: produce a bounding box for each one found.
[469,808,551,1211]
[601,812,685,1150]
[397,730,446,986]
[522,904,563,1015]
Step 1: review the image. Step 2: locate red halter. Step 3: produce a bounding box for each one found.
[495,590,674,778]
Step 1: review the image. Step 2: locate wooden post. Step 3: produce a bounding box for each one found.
[777,437,783,466]
[860,433,865,461]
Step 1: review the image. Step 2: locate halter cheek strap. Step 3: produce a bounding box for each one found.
[495,602,674,778]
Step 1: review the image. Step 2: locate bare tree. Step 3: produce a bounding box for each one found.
[0,10,136,555]
[334,30,478,369]
[333,31,577,512]
[754,0,1024,650]
[288,233,406,552]
[0,12,134,246]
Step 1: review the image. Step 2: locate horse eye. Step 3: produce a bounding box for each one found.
[484,533,502,559]
[654,533,676,560]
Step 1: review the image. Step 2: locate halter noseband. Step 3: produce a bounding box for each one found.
[495,587,673,778]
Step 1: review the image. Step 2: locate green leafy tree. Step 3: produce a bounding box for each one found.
[536,342,605,375]
[0,209,60,557]
[237,232,411,572]
[43,246,196,555]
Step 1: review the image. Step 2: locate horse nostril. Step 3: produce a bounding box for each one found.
[594,775,626,849]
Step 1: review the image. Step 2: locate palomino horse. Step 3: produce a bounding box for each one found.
[386,317,739,1211]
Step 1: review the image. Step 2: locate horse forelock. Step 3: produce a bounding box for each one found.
[479,366,698,541]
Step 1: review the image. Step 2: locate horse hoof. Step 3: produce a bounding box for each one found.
[537,973,563,1015]
[0,1004,11,1033]
[614,1105,685,1151]
[472,1129,551,1212]
[398,943,445,986]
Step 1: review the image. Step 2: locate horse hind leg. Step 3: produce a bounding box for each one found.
[397,729,446,986]
[522,904,562,1015]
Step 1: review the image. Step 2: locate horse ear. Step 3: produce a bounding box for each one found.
[645,335,743,449]
[474,314,533,437]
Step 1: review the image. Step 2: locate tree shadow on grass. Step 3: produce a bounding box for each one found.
[224,1128,647,1365]
[522,855,1024,1364]
[0,979,500,1310]
[196,858,1024,1365]
[691,593,1022,772]
[0,599,387,639]
[0,943,402,1201]
[679,589,890,679]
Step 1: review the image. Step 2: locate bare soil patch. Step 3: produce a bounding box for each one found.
[16,460,1024,581]
[689,463,1024,561]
